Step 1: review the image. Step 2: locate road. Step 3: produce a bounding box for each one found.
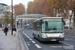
[20,29,75,50]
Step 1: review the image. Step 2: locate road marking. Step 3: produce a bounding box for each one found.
[32,41,36,43]
[28,43,30,46]
[29,37,32,40]
[63,43,73,46]
[25,34,30,38]
[23,32,31,39]
[29,39,32,40]
[23,31,36,43]
[35,44,41,48]
[21,32,29,50]
[23,31,41,49]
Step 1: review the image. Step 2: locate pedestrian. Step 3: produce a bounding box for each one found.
[4,26,8,35]
[12,25,16,36]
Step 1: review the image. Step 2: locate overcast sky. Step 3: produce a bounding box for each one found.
[0,0,33,8]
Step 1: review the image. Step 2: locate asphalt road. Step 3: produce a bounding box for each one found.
[21,29,75,50]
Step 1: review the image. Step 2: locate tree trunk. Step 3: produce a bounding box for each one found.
[69,16,71,30]
[73,8,75,30]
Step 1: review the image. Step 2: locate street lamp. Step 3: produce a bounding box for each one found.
[20,13,22,29]
[11,0,13,35]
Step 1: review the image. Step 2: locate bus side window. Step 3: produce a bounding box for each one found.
[33,22,37,30]
[37,23,41,31]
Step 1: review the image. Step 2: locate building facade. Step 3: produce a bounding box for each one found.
[0,3,7,13]
[0,3,7,19]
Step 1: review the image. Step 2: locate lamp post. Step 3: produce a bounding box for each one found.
[20,12,23,29]
[14,7,17,28]
[11,0,13,35]
[21,13,22,29]
[73,8,75,30]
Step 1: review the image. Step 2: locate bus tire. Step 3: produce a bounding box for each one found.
[38,35,40,40]
[33,33,34,36]
[33,33,36,39]
[38,35,42,42]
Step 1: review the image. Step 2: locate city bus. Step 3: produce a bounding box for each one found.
[32,17,65,42]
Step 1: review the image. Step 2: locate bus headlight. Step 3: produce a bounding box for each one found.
[42,34,47,38]
[59,34,64,38]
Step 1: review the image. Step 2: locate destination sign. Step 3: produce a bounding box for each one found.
[43,18,62,22]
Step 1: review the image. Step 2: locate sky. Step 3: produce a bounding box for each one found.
[0,0,33,8]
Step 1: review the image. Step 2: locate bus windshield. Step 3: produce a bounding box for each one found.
[42,22,63,33]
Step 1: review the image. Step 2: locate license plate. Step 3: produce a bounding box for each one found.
[51,39,56,41]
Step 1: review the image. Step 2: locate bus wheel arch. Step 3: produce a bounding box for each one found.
[38,35,43,42]
[33,33,36,39]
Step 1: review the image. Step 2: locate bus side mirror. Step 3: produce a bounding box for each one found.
[39,19,44,24]
[62,19,65,25]
[63,21,65,25]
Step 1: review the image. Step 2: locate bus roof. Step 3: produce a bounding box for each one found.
[42,17,63,19]
[33,17,63,22]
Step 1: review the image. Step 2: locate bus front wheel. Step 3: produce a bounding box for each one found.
[33,33,36,39]
[38,35,42,42]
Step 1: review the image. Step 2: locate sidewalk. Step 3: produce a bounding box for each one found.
[0,28,26,50]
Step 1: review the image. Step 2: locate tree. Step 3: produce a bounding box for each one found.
[3,12,10,25]
[33,0,43,14]
[27,0,54,16]
[67,0,75,30]
[27,1,33,14]
[47,0,69,18]
[27,0,43,14]
[72,0,75,30]
[40,0,54,16]
[14,3,25,15]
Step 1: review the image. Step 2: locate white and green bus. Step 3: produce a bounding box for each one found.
[32,17,65,42]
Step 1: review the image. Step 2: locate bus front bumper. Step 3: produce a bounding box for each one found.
[40,37,64,41]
